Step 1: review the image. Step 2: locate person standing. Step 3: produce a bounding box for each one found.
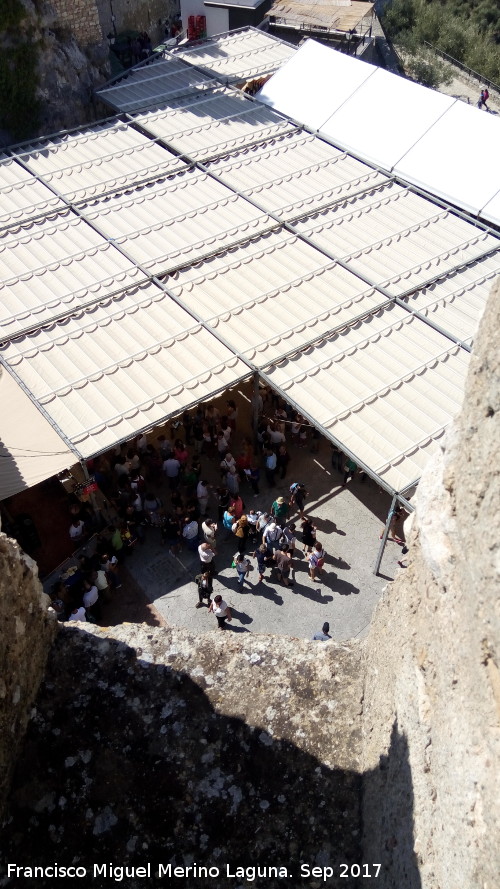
[301,517,317,553]
[478,87,489,110]
[232,514,249,554]
[194,570,213,608]
[263,521,282,556]
[182,517,199,551]
[274,545,293,587]
[202,518,217,546]
[342,458,357,486]
[264,448,277,487]
[312,622,331,641]
[276,444,291,479]
[196,480,211,517]
[163,454,181,490]
[281,522,296,557]
[271,496,289,526]
[289,482,308,519]
[234,552,252,589]
[209,594,232,629]
[309,542,325,582]
[198,541,216,576]
[252,543,268,582]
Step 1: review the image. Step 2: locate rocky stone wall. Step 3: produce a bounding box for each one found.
[49,0,102,46]
[0,623,365,887]
[362,279,500,889]
[0,534,56,816]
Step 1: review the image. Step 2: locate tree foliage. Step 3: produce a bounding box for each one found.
[383,0,500,84]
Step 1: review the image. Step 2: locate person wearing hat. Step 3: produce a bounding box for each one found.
[271,495,289,526]
[312,622,331,641]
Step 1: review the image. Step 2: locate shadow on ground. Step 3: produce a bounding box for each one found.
[1,628,421,889]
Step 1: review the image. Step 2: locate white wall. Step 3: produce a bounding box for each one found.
[180,0,229,37]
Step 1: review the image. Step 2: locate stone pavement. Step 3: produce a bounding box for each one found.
[120,436,402,642]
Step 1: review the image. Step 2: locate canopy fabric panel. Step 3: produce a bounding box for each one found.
[81,167,276,275]
[173,28,296,82]
[166,228,390,362]
[393,100,500,222]
[0,368,73,500]
[399,253,500,346]
[0,211,141,338]
[293,182,499,295]
[0,283,248,459]
[256,38,500,227]
[16,122,185,204]
[258,38,376,130]
[97,57,217,113]
[207,131,388,219]
[318,66,456,170]
[264,304,471,492]
[133,87,296,162]
[0,157,65,226]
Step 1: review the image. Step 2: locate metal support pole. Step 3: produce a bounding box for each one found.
[252,370,260,448]
[373,492,397,576]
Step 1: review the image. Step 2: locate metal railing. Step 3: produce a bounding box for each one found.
[423,41,500,95]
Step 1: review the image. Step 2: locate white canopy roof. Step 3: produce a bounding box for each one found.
[0,369,73,500]
[1,28,499,499]
[258,39,500,227]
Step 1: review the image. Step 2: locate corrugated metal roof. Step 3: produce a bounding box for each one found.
[293,182,499,295]
[174,28,296,81]
[167,228,389,362]
[96,56,217,113]
[16,122,185,204]
[0,367,73,500]
[207,130,388,219]
[134,86,296,161]
[0,211,140,338]
[399,252,500,346]
[0,283,248,458]
[0,157,64,227]
[82,167,276,274]
[265,303,471,491]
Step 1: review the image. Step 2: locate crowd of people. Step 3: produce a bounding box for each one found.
[48,388,403,633]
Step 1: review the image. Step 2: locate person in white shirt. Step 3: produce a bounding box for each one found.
[83,584,99,609]
[69,519,85,542]
[220,453,236,476]
[196,480,210,516]
[208,595,232,629]
[198,541,216,575]
[68,606,87,622]
[202,518,217,546]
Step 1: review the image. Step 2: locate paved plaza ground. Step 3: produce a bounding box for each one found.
[118,431,405,642]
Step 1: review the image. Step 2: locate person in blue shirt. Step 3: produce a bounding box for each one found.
[312,622,332,641]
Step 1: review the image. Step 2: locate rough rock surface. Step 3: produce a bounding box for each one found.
[362,279,500,889]
[0,0,108,145]
[0,533,56,816]
[0,623,364,888]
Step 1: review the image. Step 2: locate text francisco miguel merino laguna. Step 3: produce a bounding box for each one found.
[6,863,340,882]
